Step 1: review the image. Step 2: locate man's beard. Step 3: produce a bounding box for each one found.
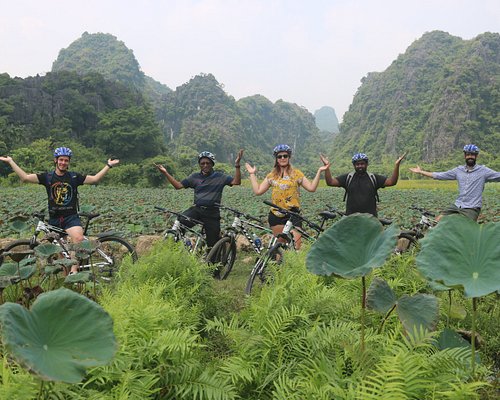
[355,167,367,173]
[466,158,476,167]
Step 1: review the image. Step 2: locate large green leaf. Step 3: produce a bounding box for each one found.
[306,214,398,278]
[366,277,397,314]
[34,243,63,259]
[0,288,116,383]
[416,216,500,297]
[0,263,35,281]
[396,294,439,333]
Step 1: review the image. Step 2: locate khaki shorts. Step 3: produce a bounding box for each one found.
[441,204,481,221]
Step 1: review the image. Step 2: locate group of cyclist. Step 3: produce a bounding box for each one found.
[1,142,499,261]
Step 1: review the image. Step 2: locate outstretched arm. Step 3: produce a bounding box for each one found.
[245,162,270,195]
[385,152,406,186]
[230,149,244,185]
[0,156,39,183]
[320,154,341,187]
[409,165,434,179]
[84,159,120,185]
[155,163,184,189]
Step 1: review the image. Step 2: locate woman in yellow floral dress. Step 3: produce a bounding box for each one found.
[245,144,329,249]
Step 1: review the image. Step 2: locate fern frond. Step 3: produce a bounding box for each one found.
[171,368,237,400]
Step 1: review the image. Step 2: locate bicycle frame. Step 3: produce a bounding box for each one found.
[157,207,206,254]
[224,215,272,255]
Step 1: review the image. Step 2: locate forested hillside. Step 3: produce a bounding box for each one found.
[1,30,498,186]
[336,31,500,167]
[52,32,171,107]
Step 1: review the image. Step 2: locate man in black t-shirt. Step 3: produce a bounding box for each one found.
[321,152,406,217]
[156,150,243,248]
[1,147,119,273]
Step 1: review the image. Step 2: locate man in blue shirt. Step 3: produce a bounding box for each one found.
[156,150,243,247]
[410,144,500,221]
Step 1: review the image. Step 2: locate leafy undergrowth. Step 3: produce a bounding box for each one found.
[0,241,498,399]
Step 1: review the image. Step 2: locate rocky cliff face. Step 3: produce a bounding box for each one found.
[336,31,500,162]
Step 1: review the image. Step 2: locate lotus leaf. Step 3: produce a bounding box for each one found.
[53,259,78,267]
[64,271,92,283]
[0,263,18,276]
[20,257,37,267]
[0,276,14,289]
[9,219,29,232]
[306,214,398,278]
[44,265,63,275]
[396,294,439,333]
[416,216,500,297]
[0,288,116,383]
[34,244,63,259]
[366,277,396,314]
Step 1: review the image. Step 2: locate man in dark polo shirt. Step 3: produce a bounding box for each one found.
[321,152,405,217]
[156,149,243,247]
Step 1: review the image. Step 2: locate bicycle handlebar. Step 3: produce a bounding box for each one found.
[213,203,263,223]
[410,205,436,217]
[154,206,204,226]
[263,200,323,232]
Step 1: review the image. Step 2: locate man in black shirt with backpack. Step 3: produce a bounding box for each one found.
[321,152,405,217]
[1,146,118,274]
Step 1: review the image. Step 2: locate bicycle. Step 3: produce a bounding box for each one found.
[245,201,340,294]
[206,203,273,280]
[397,206,438,252]
[155,206,207,256]
[0,211,137,284]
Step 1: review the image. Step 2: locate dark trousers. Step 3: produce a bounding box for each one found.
[180,206,221,248]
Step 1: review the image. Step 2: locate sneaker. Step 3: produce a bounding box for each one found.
[68,271,78,276]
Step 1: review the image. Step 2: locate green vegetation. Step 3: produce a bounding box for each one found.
[0,184,498,239]
[336,31,500,168]
[1,236,498,398]
[3,30,498,185]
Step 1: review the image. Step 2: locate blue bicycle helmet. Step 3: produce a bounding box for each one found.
[198,151,216,165]
[53,147,73,158]
[273,144,292,157]
[463,144,479,154]
[352,153,369,164]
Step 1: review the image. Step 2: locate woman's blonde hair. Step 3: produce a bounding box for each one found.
[270,159,295,179]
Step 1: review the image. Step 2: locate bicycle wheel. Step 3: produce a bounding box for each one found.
[87,236,137,283]
[1,239,38,264]
[207,236,237,280]
[245,243,283,295]
[396,232,419,253]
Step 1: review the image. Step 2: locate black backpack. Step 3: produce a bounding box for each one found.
[343,171,380,203]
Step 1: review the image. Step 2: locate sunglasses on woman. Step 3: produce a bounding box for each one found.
[276,154,289,159]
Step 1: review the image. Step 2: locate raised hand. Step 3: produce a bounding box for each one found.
[245,162,257,175]
[0,156,13,164]
[154,163,168,174]
[320,154,330,166]
[396,152,407,165]
[409,165,423,174]
[107,158,120,167]
[235,149,244,165]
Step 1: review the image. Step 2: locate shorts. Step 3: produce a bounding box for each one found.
[48,214,82,230]
[441,204,481,221]
[268,208,303,228]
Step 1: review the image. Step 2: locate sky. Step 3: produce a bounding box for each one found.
[1,1,498,121]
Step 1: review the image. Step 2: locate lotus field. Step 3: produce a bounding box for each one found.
[0,182,498,399]
[0,182,498,238]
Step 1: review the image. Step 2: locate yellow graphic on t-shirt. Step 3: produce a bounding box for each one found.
[51,182,73,206]
[265,169,304,217]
